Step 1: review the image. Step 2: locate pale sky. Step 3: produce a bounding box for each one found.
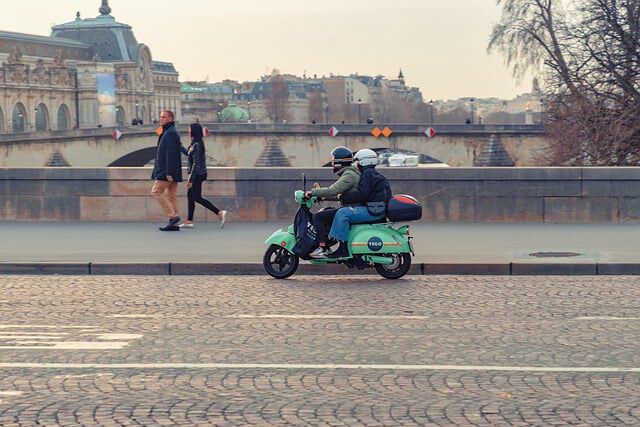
[0,0,533,100]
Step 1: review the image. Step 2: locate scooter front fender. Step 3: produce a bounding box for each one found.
[265,227,297,252]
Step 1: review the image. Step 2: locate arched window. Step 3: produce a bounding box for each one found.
[57,104,70,130]
[12,103,26,132]
[115,106,126,127]
[35,103,49,132]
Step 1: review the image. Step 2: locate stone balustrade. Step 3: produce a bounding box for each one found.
[1,167,639,222]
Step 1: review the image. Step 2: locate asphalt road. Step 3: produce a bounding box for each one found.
[0,274,638,425]
[3,222,640,264]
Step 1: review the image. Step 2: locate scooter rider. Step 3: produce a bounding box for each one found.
[305,146,360,258]
[327,148,392,259]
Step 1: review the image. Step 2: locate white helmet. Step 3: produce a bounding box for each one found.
[354,148,378,167]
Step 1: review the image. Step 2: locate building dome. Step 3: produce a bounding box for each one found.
[218,103,249,123]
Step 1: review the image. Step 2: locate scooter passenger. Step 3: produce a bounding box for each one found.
[305,146,360,258]
[327,148,392,258]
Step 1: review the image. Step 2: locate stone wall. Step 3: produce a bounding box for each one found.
[1,167,640,222]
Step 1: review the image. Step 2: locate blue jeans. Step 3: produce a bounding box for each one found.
[329,206,384,242]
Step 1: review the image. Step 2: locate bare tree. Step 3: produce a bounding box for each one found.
[491,0,640,165]
[307,91,324,123]
[267,74,289,124]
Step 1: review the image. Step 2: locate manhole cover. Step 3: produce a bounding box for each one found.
[529,251,582,258]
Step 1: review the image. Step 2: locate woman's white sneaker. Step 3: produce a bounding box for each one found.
[178,223,194,229]
[219,210,228,228]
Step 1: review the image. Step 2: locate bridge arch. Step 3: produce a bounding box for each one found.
[57,104,70,130]
[12,103,27,132]
[108,146,157,167]
[35,103,50,132]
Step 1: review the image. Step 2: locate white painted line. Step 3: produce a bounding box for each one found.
[0,332,69,336]
[228,315,430,320]
[0,325,97,329]
[576,316,640,320]
[0,391,23,397]
[111,314,157,319]
[96,334,143,341]
[0,363,636,373]
[0,341,131,350]
[0,336,69,340]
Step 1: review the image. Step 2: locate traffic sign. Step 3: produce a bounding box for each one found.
[203,127,212,137]
[382,127,393,138]
[112,129,122,140]
[371,127,382,138]
[329,126,340,137]
[424,127,436,138]
[155,126,163,136]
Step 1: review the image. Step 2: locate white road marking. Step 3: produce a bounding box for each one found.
[576,316,640,320]
[0,325,97,329]
[0,363,636,373]
[0,391,23,396]
[96,334,144,341]
[111,314,157,319]
[0,336,70,340]
[0,341,131,350]
[228,315,430,320]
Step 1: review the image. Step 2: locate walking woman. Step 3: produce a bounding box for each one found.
[179,123,228,229]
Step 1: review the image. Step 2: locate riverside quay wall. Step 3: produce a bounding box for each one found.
[1,167,640,223]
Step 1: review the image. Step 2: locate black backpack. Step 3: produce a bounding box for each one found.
[292,205,318,258]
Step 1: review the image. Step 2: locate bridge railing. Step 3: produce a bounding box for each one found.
[0,123,546,144]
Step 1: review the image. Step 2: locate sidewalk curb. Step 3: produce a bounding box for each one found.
[1,262,639,276]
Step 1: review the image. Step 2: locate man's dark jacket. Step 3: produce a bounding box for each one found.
[151,122,183,182]
[340,165,392,205]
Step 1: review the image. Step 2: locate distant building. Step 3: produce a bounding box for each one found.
[0,0,180,131]
[181,82,234,123]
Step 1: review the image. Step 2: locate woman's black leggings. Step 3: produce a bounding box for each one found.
[188,174,220,221]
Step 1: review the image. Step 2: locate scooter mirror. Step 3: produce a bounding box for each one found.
[302,173,307,191]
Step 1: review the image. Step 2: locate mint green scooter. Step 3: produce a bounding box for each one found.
[263,190,417,280]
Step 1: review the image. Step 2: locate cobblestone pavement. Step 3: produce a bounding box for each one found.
[0,275,638,426]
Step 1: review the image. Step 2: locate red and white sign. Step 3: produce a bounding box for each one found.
[112,129,122,140]
[328,126,340,137]
[424,127,436,138]
[203,127,212,137]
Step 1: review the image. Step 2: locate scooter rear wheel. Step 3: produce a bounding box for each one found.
[263,244,299,279]
[374,253,412,279]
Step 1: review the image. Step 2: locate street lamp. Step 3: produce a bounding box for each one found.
[135,101,140,125]
[357,98,362,124]
[429,100,434,124]
[33,107,38,132]
[469,98,475,124]
[247,100,251,122]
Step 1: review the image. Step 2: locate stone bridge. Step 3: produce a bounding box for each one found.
[0,124,548,168]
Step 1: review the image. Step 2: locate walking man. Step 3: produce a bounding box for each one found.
[151,110,183,231]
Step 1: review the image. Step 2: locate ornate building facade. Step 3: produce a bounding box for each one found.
[0,0,180,132]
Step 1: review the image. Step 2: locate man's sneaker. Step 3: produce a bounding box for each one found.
[159,224,180,231]
[178,223,194,229]
[309,247,329,258]
[327,242,350,259]
[168,216,181,226]
[219,210,228,229]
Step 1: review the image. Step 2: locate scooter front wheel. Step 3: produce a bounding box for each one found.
[263,244,299,279]
[374,253,412,279]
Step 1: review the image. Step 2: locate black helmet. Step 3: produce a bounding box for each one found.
[330,146,353,173]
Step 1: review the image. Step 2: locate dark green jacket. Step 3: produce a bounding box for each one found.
[310,166,360,200]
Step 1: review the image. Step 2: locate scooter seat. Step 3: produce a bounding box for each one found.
[363,217,388,225]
